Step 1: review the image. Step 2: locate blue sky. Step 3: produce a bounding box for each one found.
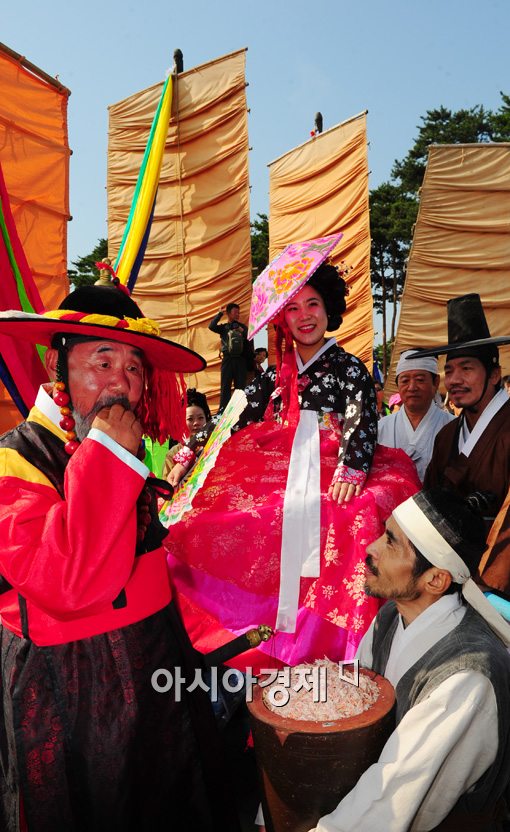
[4,0,509,277]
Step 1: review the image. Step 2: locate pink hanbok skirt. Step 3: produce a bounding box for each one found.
[166,420,420,672]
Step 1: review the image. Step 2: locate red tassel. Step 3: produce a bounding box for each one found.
[137,366,187,444]
[267,321,300,428]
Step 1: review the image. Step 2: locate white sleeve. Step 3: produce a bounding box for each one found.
[308,671,498,832]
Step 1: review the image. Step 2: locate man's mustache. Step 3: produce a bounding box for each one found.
[85,395,132,421]
[365,555,379,577]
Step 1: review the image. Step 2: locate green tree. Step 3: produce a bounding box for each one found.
[370,184,416,377]
[392,105,493,194]
[374,339,393,376]
[251,213,269,277]
[490,92,510,141]
[68,238,108,288]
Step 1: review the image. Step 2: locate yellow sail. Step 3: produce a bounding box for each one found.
[268,112,373,369]
[387,143,510,393]
[107,49,251,410]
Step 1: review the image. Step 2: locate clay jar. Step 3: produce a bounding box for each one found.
[247,668,395,832]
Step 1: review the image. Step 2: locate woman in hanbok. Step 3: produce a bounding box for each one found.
[162,388,211,480]
[166,238,420,670]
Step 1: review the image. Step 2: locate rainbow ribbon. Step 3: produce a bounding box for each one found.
[0,161,47,415]
[114,73,173,292]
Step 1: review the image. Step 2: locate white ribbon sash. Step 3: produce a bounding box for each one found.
[276,410,321,632]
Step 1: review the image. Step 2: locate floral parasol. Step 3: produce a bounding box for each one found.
[248,232,343,339]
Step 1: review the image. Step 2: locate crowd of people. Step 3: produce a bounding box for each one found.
[0,240,509,832]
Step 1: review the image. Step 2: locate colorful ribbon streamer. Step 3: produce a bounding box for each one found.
[114,74,173,291]
[0,161,47,415]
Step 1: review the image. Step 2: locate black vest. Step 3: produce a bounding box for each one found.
[371,601,510,821]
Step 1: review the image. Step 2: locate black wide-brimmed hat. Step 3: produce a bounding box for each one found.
[409,294,510,364]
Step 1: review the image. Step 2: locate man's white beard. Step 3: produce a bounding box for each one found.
[73,395,132,442]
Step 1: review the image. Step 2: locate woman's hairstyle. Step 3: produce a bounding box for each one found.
[186,388,211,421]
[307,262,348,331]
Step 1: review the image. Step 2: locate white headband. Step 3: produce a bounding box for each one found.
[393,496,510,646]
[396,350,439,379]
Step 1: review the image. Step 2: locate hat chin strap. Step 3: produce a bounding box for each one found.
[463,368,493,413]
[463,367,498,413]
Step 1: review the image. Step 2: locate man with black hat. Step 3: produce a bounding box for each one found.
[0,283,238,831]
[419,294,510,593]
[310,487,510,832]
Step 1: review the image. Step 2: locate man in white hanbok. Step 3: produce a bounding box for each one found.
[310,488,510,832]
[378,351,453,482]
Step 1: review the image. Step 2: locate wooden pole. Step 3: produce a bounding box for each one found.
[0,41,71,96]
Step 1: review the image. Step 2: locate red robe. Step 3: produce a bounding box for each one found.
[0,401,237,832]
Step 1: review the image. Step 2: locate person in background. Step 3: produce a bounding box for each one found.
[163,389,211,480]
[378,350,453,482]
[422,294,510,594]
[254,347,268,373]
[245,347,269,385]
[388,392,402,413]
[209,303,249,410]
[310,487,510,832]
[374,381,390,418]
[501,374,510,396]
[443,391,461,417]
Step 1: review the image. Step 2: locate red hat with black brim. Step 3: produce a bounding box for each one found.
[0,284,206,373]
[0,285,206,443]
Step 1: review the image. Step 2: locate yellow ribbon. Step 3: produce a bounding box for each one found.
[43,310,161,336]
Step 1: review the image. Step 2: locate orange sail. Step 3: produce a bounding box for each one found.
[0,42,70,431]
[107,49,252,410]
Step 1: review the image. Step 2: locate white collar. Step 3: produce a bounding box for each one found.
[295,337,337,374]
[400,401,437,443]
[35,384,62,429]
[458,388,508,457]
[384,595,465,686]
[399,593,463,634]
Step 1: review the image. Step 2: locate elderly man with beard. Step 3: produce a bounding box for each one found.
[310,488,510,832]
[0,285,238,832]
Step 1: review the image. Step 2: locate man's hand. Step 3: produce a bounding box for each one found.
[92,404,143,456]
[328,481,362,504]
[167,463,187,488]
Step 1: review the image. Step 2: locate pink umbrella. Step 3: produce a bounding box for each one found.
[388,393,402,408]
[248,232,343,339]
